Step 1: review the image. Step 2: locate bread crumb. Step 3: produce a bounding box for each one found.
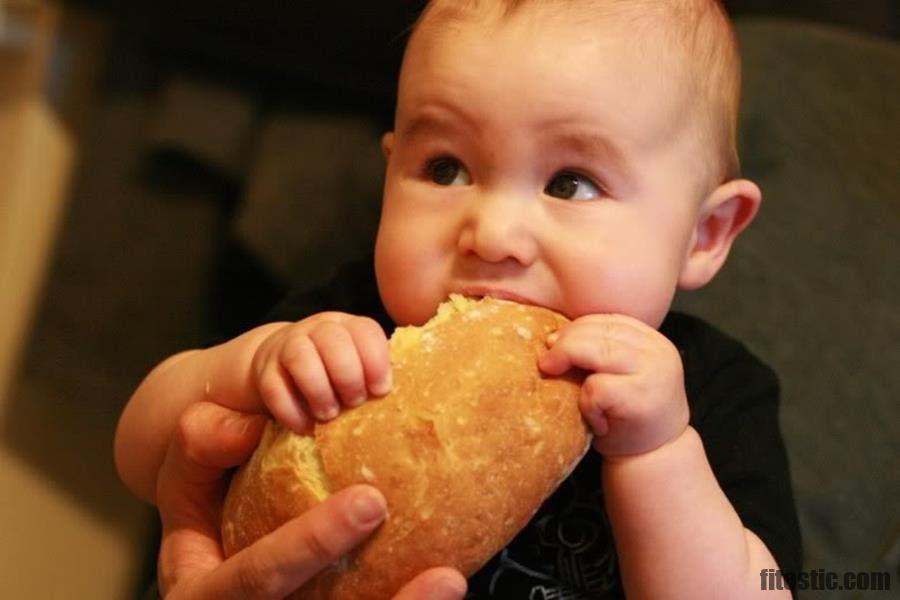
[515,325,532,340]
[524,416,541,433]
[352,426,364,436]
[464,309,484,320]
[360,465,376,481]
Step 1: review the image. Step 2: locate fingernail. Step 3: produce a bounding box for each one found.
[371,371,393,397]
[537,351,552,371]
[351,490,386,526]
[320,405,339,420]
[225,414,251,435]
[433,574,467,599]
[349,393,367,407]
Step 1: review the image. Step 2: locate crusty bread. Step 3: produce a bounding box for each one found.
[221,295,590,599]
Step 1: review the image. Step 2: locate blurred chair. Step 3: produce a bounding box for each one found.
[675,18,899,584]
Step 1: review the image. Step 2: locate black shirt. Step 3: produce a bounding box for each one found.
[265,257,803,599]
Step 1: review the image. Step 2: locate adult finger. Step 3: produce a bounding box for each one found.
[197,485,387,599]
[157,402,268,512]
[393,567,468,600]
[157,403,268,595]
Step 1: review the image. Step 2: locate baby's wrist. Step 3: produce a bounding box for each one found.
[601,424,697,466]
[205,321,291,411]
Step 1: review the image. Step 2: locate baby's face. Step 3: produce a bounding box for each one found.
[376,8,711,327]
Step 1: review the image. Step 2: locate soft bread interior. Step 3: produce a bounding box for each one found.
[388,294,478,354]
[261,429,331,502]
[260,295,480,503]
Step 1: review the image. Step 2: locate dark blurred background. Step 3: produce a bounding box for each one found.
[0,1,896,598]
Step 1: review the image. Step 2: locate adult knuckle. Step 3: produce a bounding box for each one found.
[300,526,341,565]
[235,552,282,598]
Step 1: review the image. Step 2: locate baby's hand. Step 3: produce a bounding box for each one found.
[538,314,689,456]
[252,312,392,433]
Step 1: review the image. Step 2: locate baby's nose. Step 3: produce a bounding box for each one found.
[457,191,538,265]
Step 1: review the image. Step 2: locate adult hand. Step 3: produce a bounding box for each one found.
[155,401,467,599]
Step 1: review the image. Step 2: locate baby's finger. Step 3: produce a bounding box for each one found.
[310,322,368,410]
[257,361,310,434]
[200,485,387,599]
[578,372,624,437]
[280,332,340,421]
[539,323,641,376]
[345,317,392,397]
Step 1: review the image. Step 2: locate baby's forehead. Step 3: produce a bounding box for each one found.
[412,1,724,95]
[414,0,732,74]
[406,0,741,184]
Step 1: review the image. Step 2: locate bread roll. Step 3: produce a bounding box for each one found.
[221,295,590,599]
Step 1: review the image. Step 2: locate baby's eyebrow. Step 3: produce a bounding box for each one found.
[543,126,632,179]
[398,110,470,142]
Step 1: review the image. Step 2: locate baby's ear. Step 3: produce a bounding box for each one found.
[678,179,762,290]
[381,132,395,161]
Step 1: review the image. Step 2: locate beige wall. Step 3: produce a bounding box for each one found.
[1,3,150,598]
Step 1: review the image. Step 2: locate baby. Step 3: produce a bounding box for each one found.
[116,0,801,598]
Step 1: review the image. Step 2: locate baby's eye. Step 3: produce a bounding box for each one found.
[426,157,472,186]
[545,171,601,201]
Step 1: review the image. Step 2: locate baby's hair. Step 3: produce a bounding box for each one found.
[408,0,743,186]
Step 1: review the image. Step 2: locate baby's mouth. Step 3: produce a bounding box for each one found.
[456,286,539,307]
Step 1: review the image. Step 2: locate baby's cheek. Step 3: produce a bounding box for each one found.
[375,250,442,326]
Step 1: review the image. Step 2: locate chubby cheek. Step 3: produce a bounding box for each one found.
[553,233,678,328]
[374,193,455,326]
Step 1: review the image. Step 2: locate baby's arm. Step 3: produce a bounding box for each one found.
[115,322,286,503]
[603,429,788,599]
[115,312,392,504]
[539,314,794,599]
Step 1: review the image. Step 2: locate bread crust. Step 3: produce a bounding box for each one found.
[222,296,590,599]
